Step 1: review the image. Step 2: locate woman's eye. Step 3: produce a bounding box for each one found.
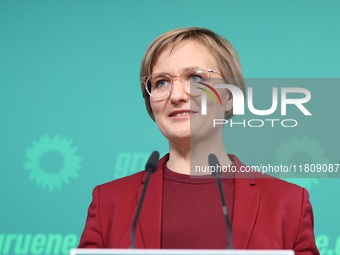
[154,79,170,89]
[190,75,205,83]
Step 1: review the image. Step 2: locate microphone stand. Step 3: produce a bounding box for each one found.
[130,151,159,249]
[208,153,233,249]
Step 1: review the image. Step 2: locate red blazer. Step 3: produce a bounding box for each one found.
[78,154,319,255]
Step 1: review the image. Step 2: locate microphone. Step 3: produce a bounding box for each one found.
[130,151,160,249]
[208,153,233,249]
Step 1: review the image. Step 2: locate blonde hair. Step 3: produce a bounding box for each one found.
[140,27,245,120]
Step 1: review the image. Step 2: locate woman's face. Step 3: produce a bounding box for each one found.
[149,40,232,144]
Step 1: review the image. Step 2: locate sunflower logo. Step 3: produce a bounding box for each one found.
[24,135,82,191]
[275,136,329,191]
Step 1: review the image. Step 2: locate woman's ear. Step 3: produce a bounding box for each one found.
[225,89,233,113]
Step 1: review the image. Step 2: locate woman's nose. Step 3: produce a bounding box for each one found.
[169,79,189,103]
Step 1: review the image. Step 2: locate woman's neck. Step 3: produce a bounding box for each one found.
[166,136,232,175]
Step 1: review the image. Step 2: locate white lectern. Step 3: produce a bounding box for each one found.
[70,249,294,255]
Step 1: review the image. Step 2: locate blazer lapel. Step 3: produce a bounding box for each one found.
[233,172,261,249]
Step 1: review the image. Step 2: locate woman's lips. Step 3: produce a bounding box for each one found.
[169,110,196,119]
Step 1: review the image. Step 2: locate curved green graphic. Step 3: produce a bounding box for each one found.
[197,87,218,105]
[197,81,222,105]
[24,135,82,191]
[275,136,330,191]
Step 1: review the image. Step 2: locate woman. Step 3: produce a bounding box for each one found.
[78,27,319,254]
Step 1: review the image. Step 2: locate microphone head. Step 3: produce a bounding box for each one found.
[145,151,160,173]
[208,153,221,177]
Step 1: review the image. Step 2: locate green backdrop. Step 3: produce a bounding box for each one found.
[1,1,339,255]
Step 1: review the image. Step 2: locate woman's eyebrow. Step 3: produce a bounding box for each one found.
[153,66,201,75]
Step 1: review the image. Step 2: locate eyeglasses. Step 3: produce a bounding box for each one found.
[142,68,223,98]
